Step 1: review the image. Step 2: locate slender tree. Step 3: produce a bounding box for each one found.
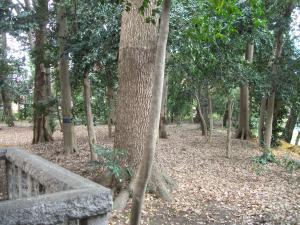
[57,0,77,153]
[130,0,171,224]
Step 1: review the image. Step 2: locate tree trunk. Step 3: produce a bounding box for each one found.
[32,0,53,144]
[283,106,298,143]
[159,73,168,138]
[223,101,228,127]
[83,71,97,160]
[130,0,170,224]
[208,90,213,143]
[226,96,233,158]
[57,0,77,154]
[236,42,253,140]
[195,93,208,137]
[264,92,275,148]
[114,0,158,172]
[258,96,267,147]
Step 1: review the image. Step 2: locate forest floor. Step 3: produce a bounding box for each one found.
[0,122,299,225]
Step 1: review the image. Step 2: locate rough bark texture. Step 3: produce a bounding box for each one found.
[236,43,253,140]
[57,0,77,154]
[130,0,170,224]
[283,106,298,143]
[258,96,267,147]
[0,33,15,127]
[114,0,157,172]
[83,71,97,160]
[159,74,168,139]
[32,0,53,144]
[226,96,233,158]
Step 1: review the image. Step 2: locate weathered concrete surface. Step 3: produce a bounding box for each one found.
[4,148,107,192]
[0,148,6,160]
[0,188,112,225]
[0,148,113,225]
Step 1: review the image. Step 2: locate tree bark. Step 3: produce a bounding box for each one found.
[159,73,168,138]
[223,101,228,127]
[236,42,253,140]
[57,0,77,154]
[258,96,267,147]
[283,106,298,143]
[130,0,170,224]
[226,96,233,158]
[264,92,275,148]
[83,71,97,160]
[195,93,208,137]
[32,0,53,144]
[114,0,158,172]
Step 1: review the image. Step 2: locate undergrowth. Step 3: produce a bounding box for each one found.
[253,149,300,175]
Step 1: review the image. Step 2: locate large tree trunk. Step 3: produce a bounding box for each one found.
[236,42,253,140]
[57,0,77,154]
[159,73,168,139]
[114,0,158,172]
[258,96,267,147]
[283,106,298,143]
[130,0,170,224]
[226,96,233,158]
[32,0,53,144]
[264,92,275,148]
[83,71,97,160]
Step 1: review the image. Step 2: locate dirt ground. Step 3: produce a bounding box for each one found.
[0,122,299,225]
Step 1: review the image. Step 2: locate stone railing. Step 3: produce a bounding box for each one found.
[0,148,112,225]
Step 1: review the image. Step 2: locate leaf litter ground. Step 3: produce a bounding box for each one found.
[0,122,299,224]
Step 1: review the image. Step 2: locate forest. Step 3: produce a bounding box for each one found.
[0,0,300,224]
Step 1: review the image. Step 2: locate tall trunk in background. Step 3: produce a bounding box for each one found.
[223,101,228,127]
[263,3,294,148]
[258,96,267,146]
[57,0,77,154]
[114,0,158,172]
[0,33,15,127]
[264,92,275,148]
[159,73,168,138]
[283,106,298,143]
[236,42,253,140]
[130,0,170,223]
[32,0,53,143]
[208,90,213,142]
[226,96,233,158]
[107,73,114,138]
[195,93,208,137]
[24,0,35,49]
[83,71,97,160]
